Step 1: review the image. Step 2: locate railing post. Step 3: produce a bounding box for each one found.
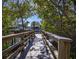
[58,40,70,59]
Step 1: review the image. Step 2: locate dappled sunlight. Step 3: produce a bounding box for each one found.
[2,0,76,59]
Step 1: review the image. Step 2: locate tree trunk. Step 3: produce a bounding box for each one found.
[21,17,24,31]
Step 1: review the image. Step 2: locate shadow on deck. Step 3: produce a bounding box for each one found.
[18,39,34,59]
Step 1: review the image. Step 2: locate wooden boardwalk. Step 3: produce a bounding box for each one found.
[16,34,53,59]
[2,31,72,59]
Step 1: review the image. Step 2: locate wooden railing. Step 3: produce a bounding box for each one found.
[2,31,35,59]
[2,30,72,59]
[42,31,72,59]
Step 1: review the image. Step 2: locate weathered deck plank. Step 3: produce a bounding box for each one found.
[17,34,53,59]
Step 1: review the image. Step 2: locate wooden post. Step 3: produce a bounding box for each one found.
[58,40,70,59]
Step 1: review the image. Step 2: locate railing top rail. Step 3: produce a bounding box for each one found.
[42,31,72,42]
[2,31,33,39]
[2,31,34,59]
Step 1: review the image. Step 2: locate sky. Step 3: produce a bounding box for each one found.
[26,15,42,26]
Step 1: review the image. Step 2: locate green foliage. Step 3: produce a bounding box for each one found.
[3,0,8,2]
[3,43,10,50]
[2,6,13,35]
[33,0,76,59]
[2,0,76,58]
[2,0,31,35]
[33,0,76,37]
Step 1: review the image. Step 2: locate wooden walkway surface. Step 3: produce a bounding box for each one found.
[16,34,54,59]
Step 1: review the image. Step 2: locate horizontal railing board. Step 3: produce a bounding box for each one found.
[2,31,32,39]
[42,31,72,59]
[2,31,34,59]
[42,34,58,59]
[7,45,25,59]
[3,41,22,54]
[42,31,72,42]
[3,34,32,55]
[2,31,33,43]
[2,40,25,58]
